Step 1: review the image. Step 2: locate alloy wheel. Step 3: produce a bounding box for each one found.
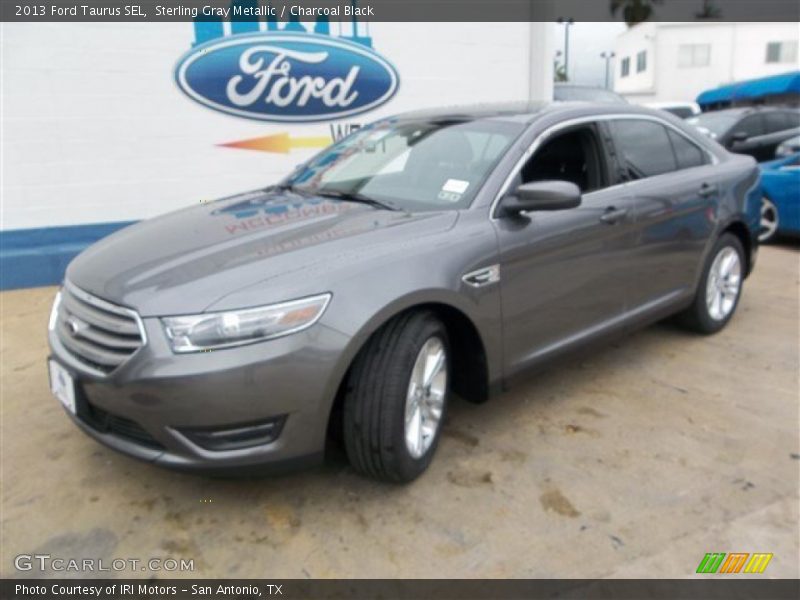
[404,336,447,459]
[759,198,779,243]
[705,246,742,321]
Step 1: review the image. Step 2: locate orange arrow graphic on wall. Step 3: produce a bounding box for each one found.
[218,133,332,154]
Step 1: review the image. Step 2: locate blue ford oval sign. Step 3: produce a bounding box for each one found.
[175,33,399,122]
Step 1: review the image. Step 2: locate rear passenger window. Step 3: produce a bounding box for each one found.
[609,120,677,180]
[667,130,708,169]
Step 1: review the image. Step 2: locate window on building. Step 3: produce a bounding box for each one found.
[766,41,799,63]
[678,44,711,67]
[620,57,630,78]
[636,51,647,73]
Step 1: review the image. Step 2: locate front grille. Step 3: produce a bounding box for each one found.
[55,284,144,374]
[82,401,164,450]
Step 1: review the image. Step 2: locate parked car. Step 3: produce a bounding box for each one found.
[646,101,701,119]
[775,135,800,158]
[554,84,627,104]
[758,153,800,242]
[48,103,760,482]
[687,106,800,161]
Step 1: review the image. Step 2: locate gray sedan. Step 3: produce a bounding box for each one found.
[48,103,761,482]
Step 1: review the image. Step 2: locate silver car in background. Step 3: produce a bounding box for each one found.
[48,103,760,482]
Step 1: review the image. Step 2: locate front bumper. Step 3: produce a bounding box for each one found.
[48,316,351,474]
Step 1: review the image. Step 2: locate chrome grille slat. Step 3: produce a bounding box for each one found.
[57,320,130,366]
[55,285,144,374]
[69,322,141,350]
[60,291,140,336]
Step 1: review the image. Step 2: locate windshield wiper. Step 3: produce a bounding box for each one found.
[267,183,312,195]
[314,189,400,212]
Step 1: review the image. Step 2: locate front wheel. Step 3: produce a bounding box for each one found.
[342,311,449,482]
[759,197,779,243]
[679,233,745,334]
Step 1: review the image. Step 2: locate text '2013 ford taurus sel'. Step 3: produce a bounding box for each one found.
[48,103,761,482]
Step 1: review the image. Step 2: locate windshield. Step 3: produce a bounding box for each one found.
[284,119,524,211]
[687,112,739,137]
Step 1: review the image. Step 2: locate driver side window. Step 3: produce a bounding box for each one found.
[736,115,764,139]
[515,125,608,194]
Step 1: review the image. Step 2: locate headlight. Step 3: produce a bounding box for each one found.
[161,293,331,353]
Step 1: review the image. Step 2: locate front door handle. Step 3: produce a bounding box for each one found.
[699,183,719,198]
[600,206,629,224]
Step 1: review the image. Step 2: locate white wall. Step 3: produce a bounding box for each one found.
[614,22,800,104]
[613,22,657,97]
[729,22,800,81]
[1,22,553,231]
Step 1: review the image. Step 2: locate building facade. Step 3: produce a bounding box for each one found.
[1,20,554,288]
[613,22,799,104]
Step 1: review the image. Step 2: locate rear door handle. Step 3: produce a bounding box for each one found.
[600,207,629,224]
[699,183,718,198]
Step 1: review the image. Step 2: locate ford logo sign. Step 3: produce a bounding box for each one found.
[175,33,399,122]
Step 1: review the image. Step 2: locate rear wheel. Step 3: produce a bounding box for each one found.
[343,311,449,482]
[759,197,779,243]
[680,233,745,334]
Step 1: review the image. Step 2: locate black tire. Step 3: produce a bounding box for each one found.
[679,233,745,334]
[342,310,450,483]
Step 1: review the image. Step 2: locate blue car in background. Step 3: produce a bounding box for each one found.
[759,153,800,242]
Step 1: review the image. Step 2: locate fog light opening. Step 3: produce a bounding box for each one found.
[180,416,286,451]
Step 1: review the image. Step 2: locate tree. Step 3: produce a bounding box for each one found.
[610,0,664,26]
[696,0,722,19]
[554,55,568,82]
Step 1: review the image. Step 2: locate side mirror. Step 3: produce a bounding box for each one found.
[502,181,582,216]
[731,131,749,143]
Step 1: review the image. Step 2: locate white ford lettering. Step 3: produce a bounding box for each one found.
[226,47,360,109]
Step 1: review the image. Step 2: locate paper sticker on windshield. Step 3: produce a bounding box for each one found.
[443,179,470,194]
[438,191,462,202]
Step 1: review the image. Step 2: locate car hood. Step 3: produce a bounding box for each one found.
[67,189,459,316]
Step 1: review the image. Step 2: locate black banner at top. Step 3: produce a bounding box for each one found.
[2,0,800,22]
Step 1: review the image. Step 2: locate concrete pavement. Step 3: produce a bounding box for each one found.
[1,244,798,579]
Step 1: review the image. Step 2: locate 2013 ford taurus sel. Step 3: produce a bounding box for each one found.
[48,103,760,482]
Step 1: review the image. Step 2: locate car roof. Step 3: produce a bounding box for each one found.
[647,101,700,108]
[554,84,600,89]
[392,102,550,123]
[391,101,661,125]
[696,106,798,117]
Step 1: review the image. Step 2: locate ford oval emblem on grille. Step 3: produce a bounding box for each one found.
[66,316,87,336]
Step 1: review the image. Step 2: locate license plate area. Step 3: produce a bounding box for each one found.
[48,359,76,415]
